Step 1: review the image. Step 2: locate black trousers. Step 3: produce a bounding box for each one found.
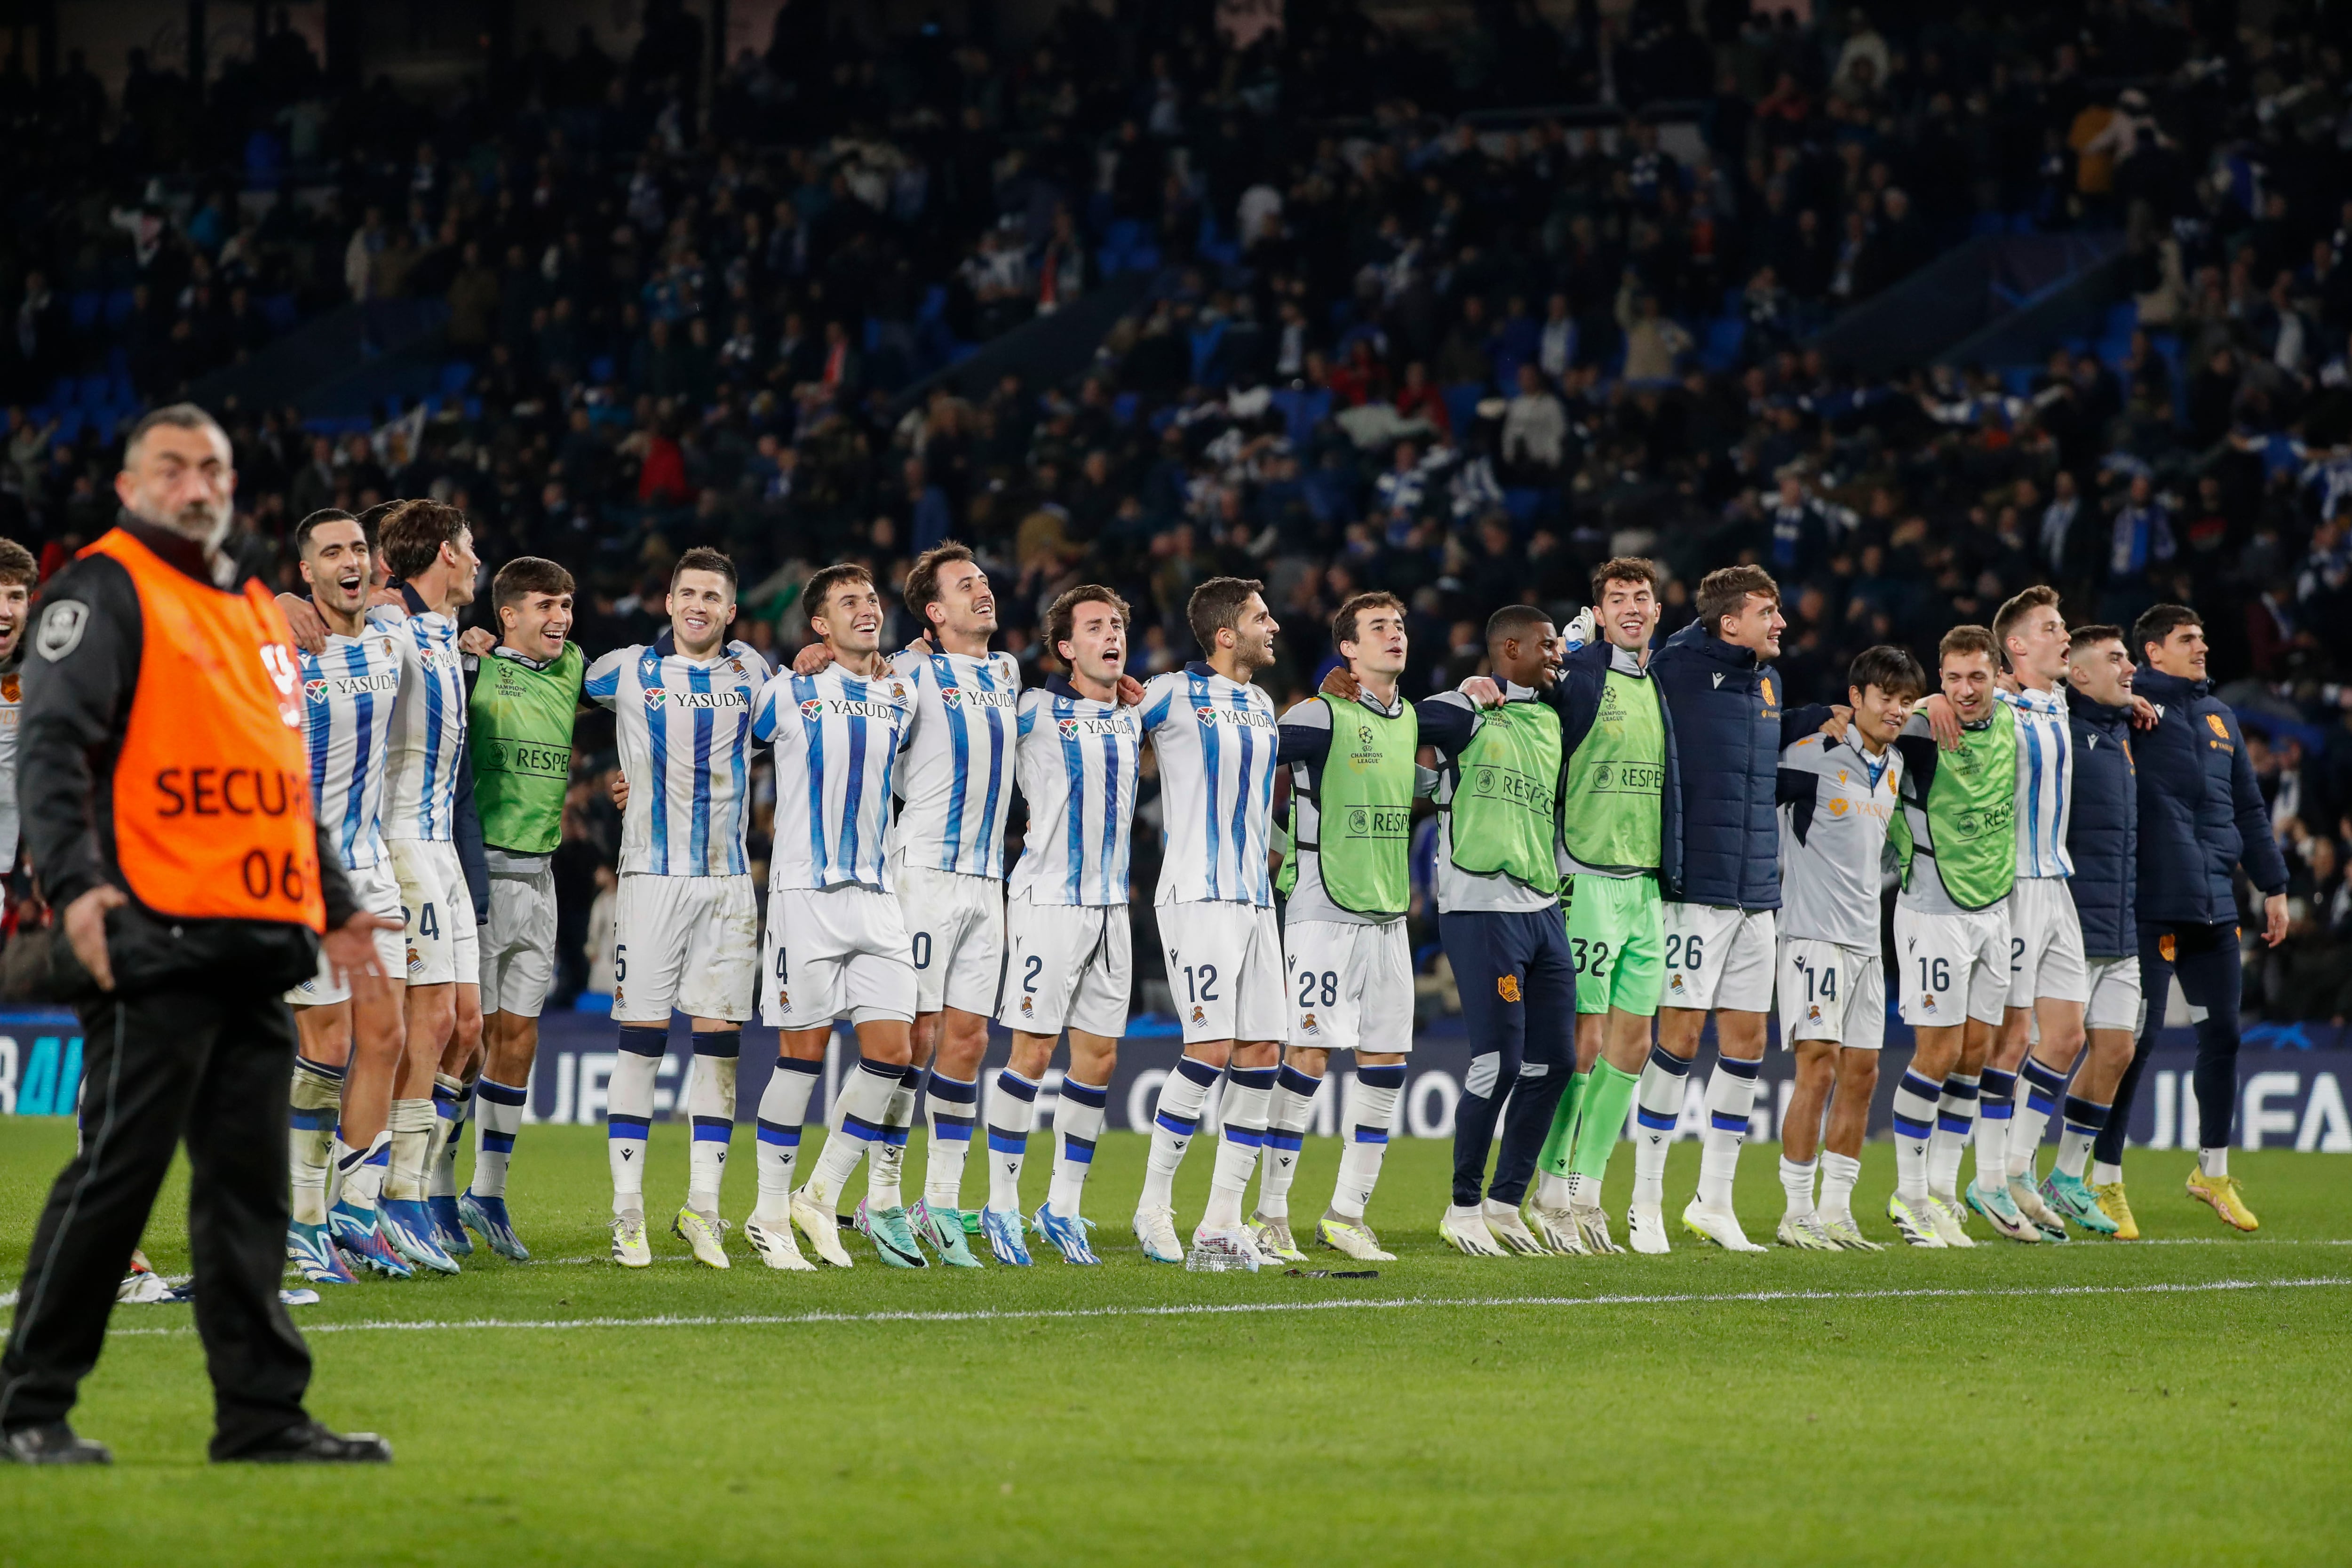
[1442,908,1576,1207]
[2097,920,2244,1167]
[0,984,312,1457]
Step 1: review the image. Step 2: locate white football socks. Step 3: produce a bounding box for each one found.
[754,1056,820,1224]
[985,1069,1039,1213]
[1049,1075,1109,1216]
[1818,1150,1862,1226]
[1203,1066,1274,1231]
[471,1078,527,1199]
[1926,1073,1979,1197]
[2057,1097,2111,1181]
[1971,1068,2013,1194]
[1254,1064,1321,1219]
[1331,1064,1403,1220]
[1891,1069,1941,1202]
[384,1097,437,1202]
[685,1032,739,1215]
[924,1070,980,1210]
[288,1058,342,1226]
[1695,1053,1760,1210]
[1631,1047,1691,1210]
[1141,1056,1219,1211]
[803,1059,901,1207]
[428,1071,470,1201]
[869,1067,919,1211]
[605,1029,665,1215]
[1778,1154,1816,1219]
[2010,1058,2069,1180]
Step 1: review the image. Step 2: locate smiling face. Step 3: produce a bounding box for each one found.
[1849,681,1915,749]
[1718,590,1786,659]
[506,591,574,659]
[299,518,373,621]
[2147,619,2207,680]
[813,576,884,658]
[1340,605,1408,684]
[1222,592,1279,670]
[1942,647,1998,721]
[2067,634,2134,707]
[1598,577,1661,653]
[0,579,28,662]
[928,556,998,641]
[667,568,737,657]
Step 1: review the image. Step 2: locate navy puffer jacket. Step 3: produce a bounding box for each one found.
[2065,693,2138,956]
[2131,668,2289,925]
[1650,623,1824,910]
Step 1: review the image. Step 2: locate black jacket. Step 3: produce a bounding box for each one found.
[1648,622,1828,910]
[2130,667,2288,927]
[2064,692,2138,957]
[21,515,358,996]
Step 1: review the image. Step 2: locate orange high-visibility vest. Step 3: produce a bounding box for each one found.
[82,527,326,932]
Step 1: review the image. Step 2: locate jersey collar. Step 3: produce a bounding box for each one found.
[492,645,558,671]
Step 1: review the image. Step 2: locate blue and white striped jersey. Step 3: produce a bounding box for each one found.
[753,664,913,894]
[2000,684,2074,878]
[1007,679,1141,907]
[1138,661,1280,907]
[300,626,403,870]
[585,633,768,878]
[373,603,469,844]
[885,647,1021,879]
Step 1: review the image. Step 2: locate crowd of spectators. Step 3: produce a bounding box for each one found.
[7,0,2352,1017]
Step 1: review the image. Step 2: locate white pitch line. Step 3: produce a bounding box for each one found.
[85,1274,2352,1338]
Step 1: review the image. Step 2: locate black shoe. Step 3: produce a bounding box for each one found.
[215,1420,392,1464]
[1,1422,113,1465]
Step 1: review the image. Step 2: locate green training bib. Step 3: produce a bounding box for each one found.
[1558,666,1665,873]
[1446,699,1563,897]
[1279,694,1416,915]
[470,643,584,855]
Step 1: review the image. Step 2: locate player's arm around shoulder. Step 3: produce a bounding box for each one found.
[1135,670,1180,733]
[1277,693,1332,766]
[582,645,633,709]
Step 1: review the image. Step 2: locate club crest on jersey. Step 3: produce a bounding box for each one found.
[2205,714,2231,740]
[1496,975,1521,1003]
[1828,797,1849,817]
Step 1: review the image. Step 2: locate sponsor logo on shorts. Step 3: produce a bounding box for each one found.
[1496,975,1521,1003]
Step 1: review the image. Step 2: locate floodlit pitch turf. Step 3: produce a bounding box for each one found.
[2,1122,2347,1565]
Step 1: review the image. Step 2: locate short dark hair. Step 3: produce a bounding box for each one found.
[494,556,576,615]
[122,402,226,462]
[1187,576,1265,655]
[1939,624,2000,665]
[1486,604,1551,649]
[1332,591,1405,650]
[377,498,469,582]
[1696,564,1780,638]
[804,563,875,626]
[2068,622,2126,654]
[905,541,979,625]
[1847,644,1927,701]
[1993,584,2061,660]
[0,537,39,588]
[2132,603,2202,661]
[1046,584,1130,659]
[1590,556,1661,599]
[671,546,737,595]
[293,508,359,558]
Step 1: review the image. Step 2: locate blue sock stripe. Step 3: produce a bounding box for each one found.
[1154,1111,1198,1137]
[1939,1078,1979,1101]
[1061,1137,1097,1164]
[607,1115,652,1138]
[1981,1101,2014,1121]
[1708,1110,1749,1134]
[1715,1055,1761,1081]
[294,1058,346,1082]
[1227,1067,1278,1092]
[1636,1107,1677,1130]
[755,1119,803,1146]
[476,1079,529,1107]
[1222,1125,1264,1148]
[1937,1112,1973,1134]
[2062,1095,2109,1127]
[881,1127,910,1148]
[1358,1064,1407,1090]
[1276,1066,1322,1096]
[2025,1090,2058,1115]
[926,1073,980,1104]
[772,1056,822,1077]
[335,1146,370,1173]
[856,1059,903,1085]
[480,1131,516,1154]
[2019,1059,2068,1093]
[1352,1126,1391,1145]
[986,1127,1030,1153]
[690,1030,742,1059]
[691,1115,733,1142]
[841,1113,888,1140]
[1892,1114,1935,1138]
[431,1083,462,1109]
[994,1072,1040,1103]
[1176,1058,1222,1088]
[1266,1131,1305,1153]
[618,1026,668,1058]
[364,1145,391,1168]
[1979,1070,2017,1097]
[1648,1045,1692,1077]
[1060,1080,1110,1107]
[1899,1072,1943,1101]
[290,1108,334,1131]
[898,1065,925,1089]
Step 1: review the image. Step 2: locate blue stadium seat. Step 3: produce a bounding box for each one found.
[1502,487,1545,525]
[70,291,101,330]
[1442,383,1484,437]
[917,285,946,323]
[1096,247,1122,279]
[260,293,298,332]
[48,377,74,408]
[2001,366,2036,396]
[1105,219,1143,255]
[1700,315,1747,371]
[78,375,109,408]
[103,289,135,327]
[1112,391,1140,425]
[109,373,134,405]
[439,362,472,396]
[54,409,84,444]
[1125,245,1159,273]
[588,355,615,384]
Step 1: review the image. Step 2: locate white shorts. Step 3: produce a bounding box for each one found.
[612,873,758,1024]
[478,853,557,1018]
[1662,903,1777,1013]
[289,860,406,1007]
[1285,918,1414,1055]
[2084,953,2145,1034]
[762,883,918,1030]
[388,839,480,988]
[1894,902,2011,1027]
[998,893,1132,1039]
[1157,900,1287,1045]
[897,862,1005,1017]
[1776,937,1885,1052]
[2006,876,2089,1009]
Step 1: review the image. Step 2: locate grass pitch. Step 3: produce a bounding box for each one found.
[2,1120,2347,1566]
